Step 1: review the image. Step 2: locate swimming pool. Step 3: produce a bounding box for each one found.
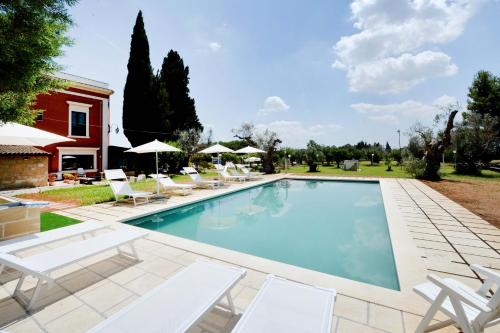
[127,179,400,290]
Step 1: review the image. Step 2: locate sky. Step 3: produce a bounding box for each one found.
[59,0,500,148]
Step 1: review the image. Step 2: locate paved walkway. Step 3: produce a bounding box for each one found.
[1,177,499,333]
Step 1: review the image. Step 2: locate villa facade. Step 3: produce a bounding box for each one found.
[33,72,114,175]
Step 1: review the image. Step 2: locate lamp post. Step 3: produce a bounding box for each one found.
[371,153,374,166]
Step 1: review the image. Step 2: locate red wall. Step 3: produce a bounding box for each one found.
[33,89,106,173]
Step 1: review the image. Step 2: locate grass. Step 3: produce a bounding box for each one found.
[288,161,500,182]
[287,161,411,178]
[17,171,220,207]
[40,212,81,231]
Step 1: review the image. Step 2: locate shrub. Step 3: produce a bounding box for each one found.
[404,158,426,178]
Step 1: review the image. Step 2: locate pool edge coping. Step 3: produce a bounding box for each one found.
[114,175,430,315]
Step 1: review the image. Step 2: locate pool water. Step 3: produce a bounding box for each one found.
[128,179,400,290]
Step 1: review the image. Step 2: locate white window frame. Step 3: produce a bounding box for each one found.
[57,147,99,172]
[67,101,92,138]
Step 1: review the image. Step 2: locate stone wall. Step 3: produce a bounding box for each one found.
[0,156,48,190]
[0,205,40,240]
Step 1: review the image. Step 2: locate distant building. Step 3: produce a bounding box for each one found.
[33,72,114,175]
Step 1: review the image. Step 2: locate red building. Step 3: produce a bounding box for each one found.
[33,72,114,175]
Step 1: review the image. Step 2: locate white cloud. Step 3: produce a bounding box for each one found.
[208,42,222,52]
[333,0,483,93]
[255,120,341,147]
[351,94,457,123]
[258,96,290,115]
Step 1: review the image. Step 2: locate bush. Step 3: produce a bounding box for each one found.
[405,158,426,178]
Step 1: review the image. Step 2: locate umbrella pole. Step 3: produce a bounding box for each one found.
[156,151,160,196]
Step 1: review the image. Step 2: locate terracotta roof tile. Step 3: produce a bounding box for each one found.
[0,145,50,156]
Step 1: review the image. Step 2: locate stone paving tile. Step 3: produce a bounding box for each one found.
[423,259,476,278]
[453,245,499,258]
[334,295,368,324]
[420,248,465,263]
[414,239,456,252]
[336,318,385,333]
[368,303,404,333]
[44,304,104,333]
[410,232,447,243]
[446,236,490,248]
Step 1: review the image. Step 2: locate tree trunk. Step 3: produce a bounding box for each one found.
[422,110,458,180]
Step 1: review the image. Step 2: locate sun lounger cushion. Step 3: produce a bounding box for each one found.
[232,275,336,333]
[0,221,106,254]
[0,228,148,276]
[88,260,246,333]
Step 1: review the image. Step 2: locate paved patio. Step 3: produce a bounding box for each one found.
[1,176,499,333]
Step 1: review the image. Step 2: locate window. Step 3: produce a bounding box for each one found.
[61,154,94,171]
[36,111,44,121]
[67,101,91,137]
[57,147,99,172]
[71,111,87,136]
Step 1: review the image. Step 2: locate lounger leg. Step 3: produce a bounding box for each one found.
[226,292,236,314]
[131,243,139,260]
[14,273,27,296]
[449,297,473,333]
[27,279,44,311]
[415,291,447,333]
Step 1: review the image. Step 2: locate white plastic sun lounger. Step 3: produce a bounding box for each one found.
[235,164,261,179]
[232,275,336,333]
[158,176,195,195]
[0,228,148,310]
[88,259,246,333]
[183,167,223,188]
[414,265,500,333]
[109,181,153,206]
[0,221,106,256]
[219,169,246,182]
[105,169,154,205]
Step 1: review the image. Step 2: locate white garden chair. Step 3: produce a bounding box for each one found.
[414,264,500,333]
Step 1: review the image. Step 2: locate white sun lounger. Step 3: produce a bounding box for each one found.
[414,265,500,333]
[183,167,223,188]
[158,176,195,195]
[0,228,148,310]
[88,259,246,333]
[232,275,336,333]
[105,169,154,206]
[0,221,106,256]
[235,164,262,179]
[218,169,246,182]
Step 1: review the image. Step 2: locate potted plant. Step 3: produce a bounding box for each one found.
[48,174,57,186]
[63,173,75,184]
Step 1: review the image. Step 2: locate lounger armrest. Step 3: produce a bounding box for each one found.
[471,265,500,284]
[427,274,491,313]
[470,265,500,295]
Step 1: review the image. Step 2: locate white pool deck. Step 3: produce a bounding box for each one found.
[1,174,500,333]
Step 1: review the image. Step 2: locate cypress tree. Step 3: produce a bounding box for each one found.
[152,72,172,142]
[123,11,154,147]
[158,50,203,138]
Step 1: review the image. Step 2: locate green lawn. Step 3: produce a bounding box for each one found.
[288,161,500,182]
[17,171,219,207]
[40,212,81,231]
[287,161,411,178]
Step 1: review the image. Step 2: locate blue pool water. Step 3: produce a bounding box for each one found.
[127,179,400,290]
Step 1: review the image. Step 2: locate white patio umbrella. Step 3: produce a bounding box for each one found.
[0,122,74,146]
[125,139,181,196]
[198,143,234,165]
[235,146,265,154]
